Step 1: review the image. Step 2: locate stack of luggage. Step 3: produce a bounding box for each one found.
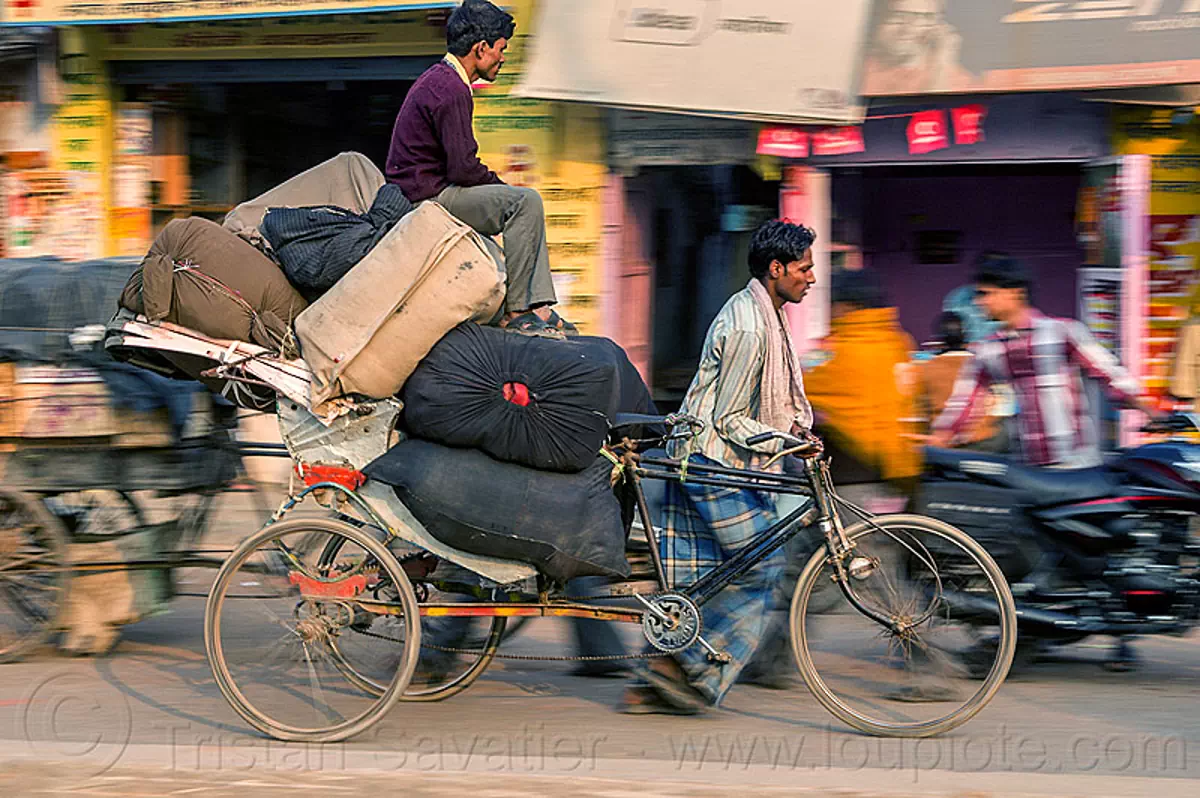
[113,152,655,583]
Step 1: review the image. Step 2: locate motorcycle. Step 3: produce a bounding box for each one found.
[917,414,1200,670]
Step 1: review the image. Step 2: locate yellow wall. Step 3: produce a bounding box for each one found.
[474,0,608,335]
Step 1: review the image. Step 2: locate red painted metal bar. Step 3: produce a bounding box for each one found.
[354,599,644,624]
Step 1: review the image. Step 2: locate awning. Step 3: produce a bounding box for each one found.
[111,55,438,84]
[1,1,456,26]
[517,0,871,126]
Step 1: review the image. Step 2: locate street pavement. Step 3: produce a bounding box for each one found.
[2,492,1199,796]
[2,597,1199,797]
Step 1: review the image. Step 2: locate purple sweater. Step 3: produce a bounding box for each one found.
[386,61,503,203]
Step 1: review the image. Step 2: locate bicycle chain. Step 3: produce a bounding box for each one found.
[349,624,668,662]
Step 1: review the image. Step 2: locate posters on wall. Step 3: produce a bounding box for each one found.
[862,0,1200,96]
[473,0,606,336]
[111,104,152,257]
[3,29,115,261]
[1113,110,1200,407]
[1078,267,1123,355]
[2,170,103,262]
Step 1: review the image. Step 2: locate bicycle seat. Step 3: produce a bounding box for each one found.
[611,413,671,432]
[924,447,1118,507]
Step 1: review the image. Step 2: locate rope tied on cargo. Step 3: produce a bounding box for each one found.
[600,446,624,487]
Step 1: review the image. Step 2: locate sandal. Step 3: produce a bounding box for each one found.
[618,686,705,716]
[500,311,565,340]
[642,668,709,712]
[545,309,579,337]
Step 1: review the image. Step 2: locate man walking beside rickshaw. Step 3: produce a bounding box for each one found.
[621,220,819,714]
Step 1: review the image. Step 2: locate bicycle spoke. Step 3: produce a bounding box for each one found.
[206,519,420,740]
[794,515,1015,736]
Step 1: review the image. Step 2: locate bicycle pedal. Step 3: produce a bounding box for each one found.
[706,650,733,664]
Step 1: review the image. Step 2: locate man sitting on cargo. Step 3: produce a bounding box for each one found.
[385,0,571,339]
[621,220,819,715]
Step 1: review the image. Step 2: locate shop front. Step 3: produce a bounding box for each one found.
[1,0,612,335]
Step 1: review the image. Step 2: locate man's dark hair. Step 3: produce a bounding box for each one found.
[831,269,887,309]
[974,254,1032,302]
[748,220,816,279]
[936,311,966,352]
[447,1,516,57]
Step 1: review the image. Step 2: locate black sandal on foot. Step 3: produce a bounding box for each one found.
[545,309,579,336]
[500,311,565,340]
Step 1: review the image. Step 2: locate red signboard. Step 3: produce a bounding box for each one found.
[757,127,810,159]
[907,110,949,155]
[952,104,987,145]
[811,127,865,156]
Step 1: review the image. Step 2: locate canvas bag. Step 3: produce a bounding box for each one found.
[119,217,307,354]
[222,152,385,255]
[295,202,505,406]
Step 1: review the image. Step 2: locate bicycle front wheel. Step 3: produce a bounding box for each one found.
[205,517,420,742]
[791,513,1016,738]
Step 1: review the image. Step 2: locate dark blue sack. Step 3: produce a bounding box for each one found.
[261,184,413,300]
[364,438,630,583]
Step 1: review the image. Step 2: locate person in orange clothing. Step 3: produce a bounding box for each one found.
[803,270,922,496]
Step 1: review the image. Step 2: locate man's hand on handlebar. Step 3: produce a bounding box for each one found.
[746,428,824,456]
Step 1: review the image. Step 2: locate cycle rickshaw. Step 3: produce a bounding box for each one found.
[91,314,1018,742]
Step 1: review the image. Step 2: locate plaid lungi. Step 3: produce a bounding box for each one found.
[655,455,787,704]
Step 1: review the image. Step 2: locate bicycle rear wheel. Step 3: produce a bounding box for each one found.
[204,517,420,742]
[791,513,1016,738]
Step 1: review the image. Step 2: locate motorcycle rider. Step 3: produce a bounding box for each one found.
[929,256,1160,669]
[930,256,1156,468]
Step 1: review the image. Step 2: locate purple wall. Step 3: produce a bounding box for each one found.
[839,166,1084,342]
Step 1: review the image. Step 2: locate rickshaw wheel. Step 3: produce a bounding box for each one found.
[42,490,143,538]
[205,516,420,742]
[0,488,70,663]
[314,534,505,702]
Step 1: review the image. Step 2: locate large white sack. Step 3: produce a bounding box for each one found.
[296,202,505,406]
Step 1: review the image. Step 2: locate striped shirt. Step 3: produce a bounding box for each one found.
[934,310,1140,466]
[669,285,812,471]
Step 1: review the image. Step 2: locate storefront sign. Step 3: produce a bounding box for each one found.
[806,94,1106,166]
[99,12,445,61]
[811,127,865,157]
[952,104,987,145]
[757,127,809,159]
[906,110,949,155]
[863,1,1200,96]
[520,0,870,124]
[1,1,455,25]
[609,111,757,171]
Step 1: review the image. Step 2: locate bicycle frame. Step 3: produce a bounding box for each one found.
[630,449,903,634]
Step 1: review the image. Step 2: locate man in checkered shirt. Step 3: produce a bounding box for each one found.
[931,256,1155,467]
